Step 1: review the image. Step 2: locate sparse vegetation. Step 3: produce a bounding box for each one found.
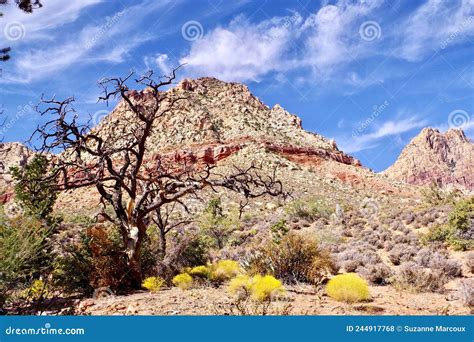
[285,197,332,221]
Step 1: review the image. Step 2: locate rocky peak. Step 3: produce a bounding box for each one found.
[383,128,474,190]
[0,142,32,203]
[94,77,359,166]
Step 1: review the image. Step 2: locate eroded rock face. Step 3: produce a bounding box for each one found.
[0,142,32,203]
[383,128,474,190]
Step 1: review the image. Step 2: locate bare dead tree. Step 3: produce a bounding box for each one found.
[31,68,284,287]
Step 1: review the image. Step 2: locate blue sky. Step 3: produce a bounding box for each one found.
[0,0,473,171]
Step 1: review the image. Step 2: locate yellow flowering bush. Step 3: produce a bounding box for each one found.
[250,275,285,302]
[228,274,285,302]
[172,273,193,290]
[326,273,370,303]
[21,279,49,301]
[142,277,165,292]
[210,260,243,282]
[189,265,210,278]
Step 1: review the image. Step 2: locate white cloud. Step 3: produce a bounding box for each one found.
[180,14,301,82]
[396,0,474,61]
[338,116,428,153]
[179,0,385,82]
[144,54,172,75]
[1,0,175,83]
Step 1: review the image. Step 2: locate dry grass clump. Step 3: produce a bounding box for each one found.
[466,253,474,274]
[414,248,461,278]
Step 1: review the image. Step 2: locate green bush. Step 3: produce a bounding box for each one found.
[285,197,332,221]
[0,214,54,308]
[199,198,240,249]
[422,197,473,251]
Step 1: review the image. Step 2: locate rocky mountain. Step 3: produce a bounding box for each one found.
[383,128,474,190]
[0,142,32,204]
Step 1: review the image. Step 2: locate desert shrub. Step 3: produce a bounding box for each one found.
[358,263,393,285]
[458,280,474,307]
[189,265,210,278]
[228,274,285,302]
[20,279,49,302]
[199,198,240,249]
[337,243,382,270]
[421,182,460,205]
[52,232,94,295]
[142,277,165,292]
[466,253,474,273]
[326,273,370,303]
[210,260,243,282]
[270,219,289,244]
[414,248,461,278]
[395,262,448,293]
[172,273,193,290]
[10,155,58,223]
[0,214,54,308]
[285,197,332,221]
[422,197,473,251]
[245,233,335,285]
[388,244,417,265]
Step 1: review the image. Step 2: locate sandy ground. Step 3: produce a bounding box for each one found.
[77,283,471,316]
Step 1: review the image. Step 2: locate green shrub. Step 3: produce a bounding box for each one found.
[10,155,58,223]
[326,273,370,303]
[285,197,332,221]
[172,273,193,290]
[199,198,240,249]
[422,197,473,251]
[270,219,289,244]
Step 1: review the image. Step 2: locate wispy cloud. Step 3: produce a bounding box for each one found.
[338,116,429,153]
[395,0,474,61]
[1,0,177,84]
